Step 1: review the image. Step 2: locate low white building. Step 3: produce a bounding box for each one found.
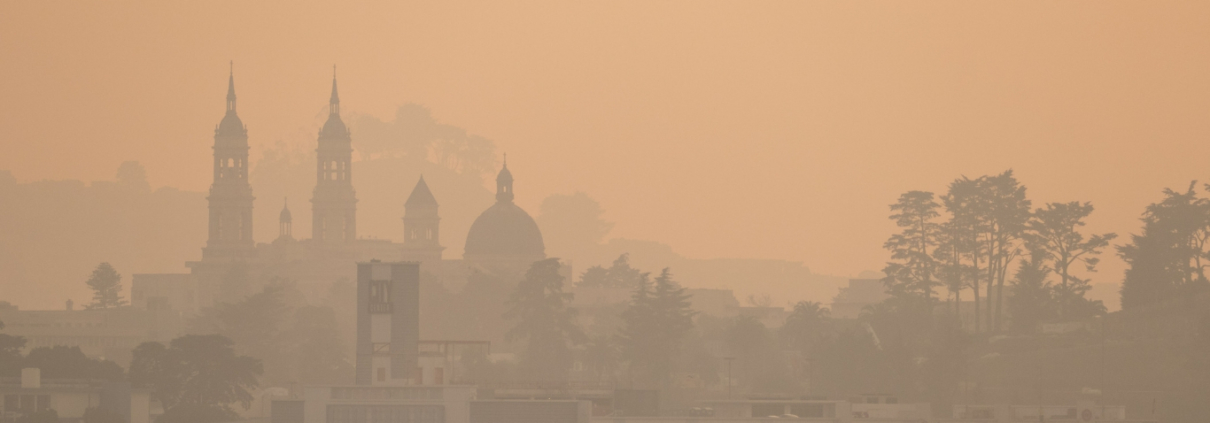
[0,368,150,423]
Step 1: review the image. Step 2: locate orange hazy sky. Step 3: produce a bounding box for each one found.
[2,2,1209,295]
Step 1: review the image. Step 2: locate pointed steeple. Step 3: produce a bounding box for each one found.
[329,65,340,115]
[406,176,439,209]
[226,61,237,113]
[319,65,349,137]
[216,61,246,136]
[403,175,442,250]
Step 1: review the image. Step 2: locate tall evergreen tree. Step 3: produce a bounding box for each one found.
[936,171,1030,332]
[1026,201,1114,319]
[978,171,1031,333]
[618,268,695,388]
[1006,251,1055,333]
[85,262,126,309]
[1119,182,1210,309]
[940,177,988,331]
[935,217,972,323]
[504,258,585,383]
[882,191,942,300]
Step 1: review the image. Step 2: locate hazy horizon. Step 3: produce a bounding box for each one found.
[4,1,1210,308]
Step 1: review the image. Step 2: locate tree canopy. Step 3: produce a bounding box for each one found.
[618,268,695,388]
[504,258,585,383]
[1119,182,1210,309]
[130,334,261,420]
[85,262,126,309]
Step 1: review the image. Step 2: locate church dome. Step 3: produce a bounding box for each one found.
[279,203,292,223]
[320,114,347,137]
[464,201,545,257]
[465,160,544,257]
[217,112,244,136]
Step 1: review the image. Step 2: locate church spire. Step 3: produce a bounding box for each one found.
[226,61,237,113]
[329,65,340,115]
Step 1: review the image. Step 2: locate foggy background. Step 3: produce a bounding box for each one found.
[2,2,1208,310]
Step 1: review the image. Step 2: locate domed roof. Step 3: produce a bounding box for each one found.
[465,201,545,257]
[321,113,347,137]
[279,200,292,223]
[217,111,244,136]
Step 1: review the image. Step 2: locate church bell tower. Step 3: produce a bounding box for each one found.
[311,66,358,243]
[402,176,444,275]
[203,62,255,259]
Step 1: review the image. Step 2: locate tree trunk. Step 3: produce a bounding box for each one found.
[972,254,981,333]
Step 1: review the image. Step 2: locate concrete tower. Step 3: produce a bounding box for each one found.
[356,261,420,385]
[312,66,357,243]
[203,62,256,259]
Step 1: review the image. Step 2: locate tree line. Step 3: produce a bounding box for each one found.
[882,170,1115,333]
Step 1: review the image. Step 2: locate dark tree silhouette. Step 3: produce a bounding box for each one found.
[1006,251,1056,333]
[85,262,126,309]
[618,268,695,388]
[882,191,942,301]
[504,258,585,383]
[977,171,1031,333]
[1119,182,1210,309]
[130,335,261,421]
[578,253,644,289]
[0,319,26,377]
[781,301,831,353]
[936,171,1030,332]
[939,177,987,331]
[1025,201,1114,319]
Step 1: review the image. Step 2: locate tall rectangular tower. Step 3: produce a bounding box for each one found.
[355,261,420,385]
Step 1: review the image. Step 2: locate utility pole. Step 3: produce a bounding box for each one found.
[724,357,736,399]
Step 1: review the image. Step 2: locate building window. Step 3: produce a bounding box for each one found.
[377,367,386,382]
[369,281,392,313]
